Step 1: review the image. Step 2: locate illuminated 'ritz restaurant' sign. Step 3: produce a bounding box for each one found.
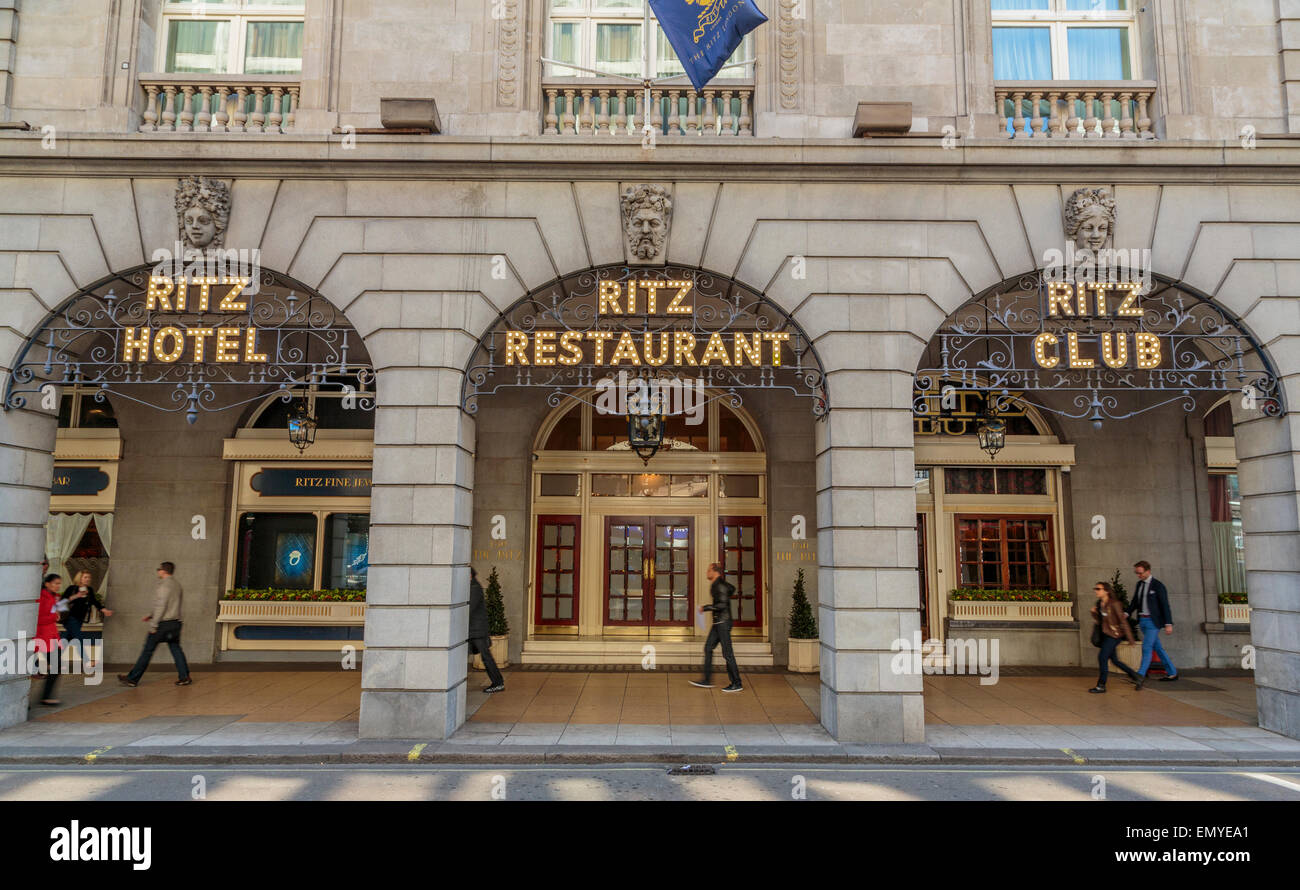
[499,279,790,368]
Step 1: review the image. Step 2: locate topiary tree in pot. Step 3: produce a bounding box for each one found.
[474,566,511,670]
[787,568,819,673]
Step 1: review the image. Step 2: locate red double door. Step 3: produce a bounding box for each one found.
[533,514,763,630]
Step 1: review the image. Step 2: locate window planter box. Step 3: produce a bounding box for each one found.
[217,599,366,651]
[787,638,819,673]
[948,599,1074,622]
[1219,602,1250,625]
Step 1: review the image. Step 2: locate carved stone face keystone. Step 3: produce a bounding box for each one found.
[175,176,232,251]
[621,184,673,265]
[1064,187,1116,252]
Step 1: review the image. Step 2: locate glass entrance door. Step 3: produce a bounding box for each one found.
[604,516,694,628]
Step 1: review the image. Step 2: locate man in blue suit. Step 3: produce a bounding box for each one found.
[1127,560,1179,681]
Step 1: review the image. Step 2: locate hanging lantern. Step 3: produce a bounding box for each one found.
[626,385,665,463]
[287,400,318,453]
[976,395,1006,459]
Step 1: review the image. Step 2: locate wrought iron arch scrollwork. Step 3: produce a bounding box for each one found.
[913,271,1285,426]
[4,264,375,423]
[460,264,830,419]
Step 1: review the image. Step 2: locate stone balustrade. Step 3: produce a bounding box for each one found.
[542,77,754,136]
[139,75,300,134]
[995,81,1157,139]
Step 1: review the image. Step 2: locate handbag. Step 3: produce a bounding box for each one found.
[1090,622,1103,648]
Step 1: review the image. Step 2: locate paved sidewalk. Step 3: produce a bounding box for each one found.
[5,664,1294,765]
[0,716,1298,766]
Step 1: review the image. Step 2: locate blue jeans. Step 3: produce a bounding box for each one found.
[1138,617,1177,676]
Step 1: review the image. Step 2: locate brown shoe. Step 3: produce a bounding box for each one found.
[175,677,192,686]
[117,674,138,688]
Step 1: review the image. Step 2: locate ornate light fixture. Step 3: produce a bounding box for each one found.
[626,387,665,463]
[976,395,1006,460]
[287,399,318,453]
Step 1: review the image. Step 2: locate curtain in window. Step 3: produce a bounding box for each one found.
[166,20,230,73]
[596,23,641,76]
[992,27,1052,80]
[1208,474,1230,522]
[1066,27,1130,79]
[93,513,113,599]
[46,513,92,584]
[245,21,303,75]
[1212,523,1247,594]
[551,22,580,74]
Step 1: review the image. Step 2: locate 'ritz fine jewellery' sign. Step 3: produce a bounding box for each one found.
[460,265,829,418]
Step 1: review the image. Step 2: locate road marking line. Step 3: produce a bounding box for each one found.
[1243,772,1300,794]
[1061,748,1085,764]
[85,746,113,763]
[407,743,427,761]
[724,745,739,762]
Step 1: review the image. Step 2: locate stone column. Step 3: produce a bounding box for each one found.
[1234,404,1300,740]
[359,366,475,739]
[0,405,58,729]
[815,367,925,743]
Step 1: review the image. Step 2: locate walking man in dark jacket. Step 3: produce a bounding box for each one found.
[691,562,743,692]
[468,567,505,693]
[1127,560,1179,681]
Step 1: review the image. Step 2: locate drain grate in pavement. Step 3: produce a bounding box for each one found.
[667,764,718,775]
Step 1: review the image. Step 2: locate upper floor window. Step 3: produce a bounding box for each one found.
[58,388,118,429]
[161,1,304,75]
[992,0,1136,81]
[546,0,752,80]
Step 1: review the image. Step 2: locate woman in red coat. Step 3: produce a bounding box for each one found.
[35,573,64,705]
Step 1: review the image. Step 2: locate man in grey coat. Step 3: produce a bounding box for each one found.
[469,566,504,693]
[118,561,192,687]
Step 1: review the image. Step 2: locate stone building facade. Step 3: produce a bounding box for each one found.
[0,1,1298,743]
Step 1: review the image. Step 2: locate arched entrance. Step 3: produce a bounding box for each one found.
[461,263,828,668]
[911,268,1292,730]
[0,263,373,725]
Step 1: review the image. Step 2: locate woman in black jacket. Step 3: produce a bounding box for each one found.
[62,570,112,668]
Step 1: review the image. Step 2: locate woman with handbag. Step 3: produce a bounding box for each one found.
[62,570,112,668]
[1088,580,1143,694]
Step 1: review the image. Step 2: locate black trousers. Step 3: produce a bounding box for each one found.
[470,636,504,688]
[703,622,741,686]
[126,620,190,683]
[1097,635,1139,686]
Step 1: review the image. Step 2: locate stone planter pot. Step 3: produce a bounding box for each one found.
[788,638,819,673]
[473,633,510,670]
[1116,640,1144,671]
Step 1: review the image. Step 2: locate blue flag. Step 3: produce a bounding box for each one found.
[649,0,768,93]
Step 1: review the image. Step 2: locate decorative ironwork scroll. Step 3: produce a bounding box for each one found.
[914,272,1284,426]
[461,265,829,418]
[4,265,374,423]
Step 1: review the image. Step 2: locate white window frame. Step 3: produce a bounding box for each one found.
[159,1,305,76]
[545,0,752,80]
[991,0,1139,81]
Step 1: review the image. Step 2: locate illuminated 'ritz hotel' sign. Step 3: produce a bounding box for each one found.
[121,276,267,363]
